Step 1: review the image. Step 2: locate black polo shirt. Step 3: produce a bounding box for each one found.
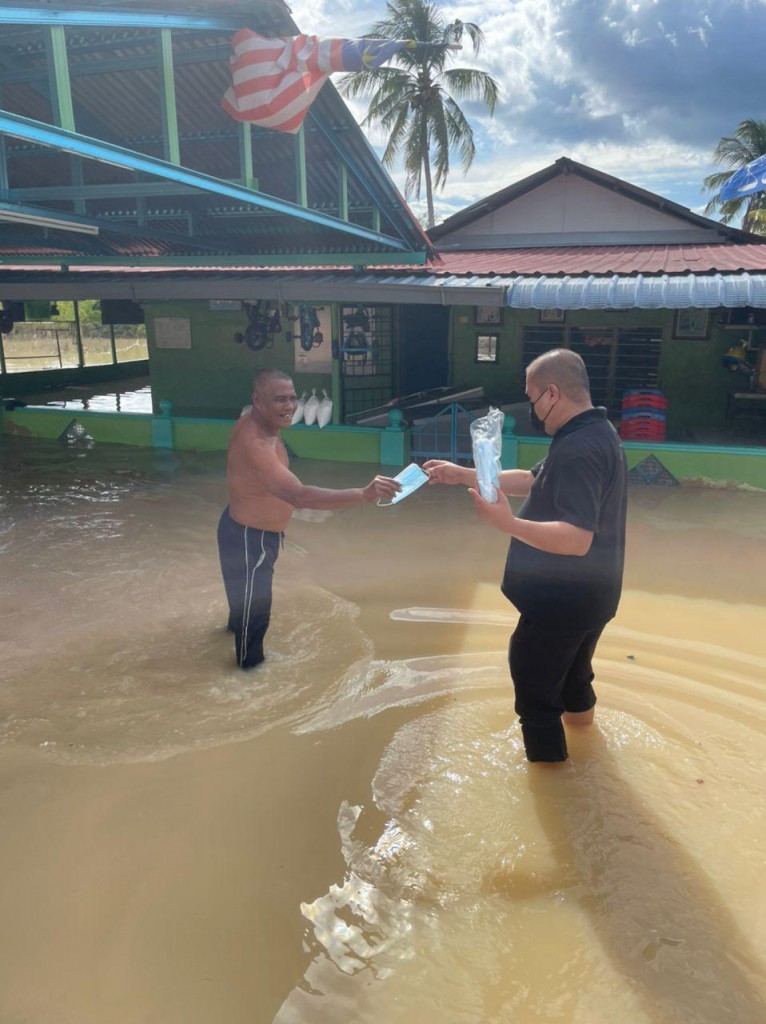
[501,407,627,630]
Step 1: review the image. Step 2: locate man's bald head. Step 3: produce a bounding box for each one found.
[527,349,591,402]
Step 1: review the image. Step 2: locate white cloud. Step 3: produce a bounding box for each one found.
[286,0,765,221]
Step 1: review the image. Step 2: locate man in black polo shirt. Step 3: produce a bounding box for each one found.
[425,348,627,763]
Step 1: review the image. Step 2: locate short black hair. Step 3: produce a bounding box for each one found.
[252,368,293,393]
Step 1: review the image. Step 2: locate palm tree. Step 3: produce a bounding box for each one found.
[339,0,498,229]
[703,118,766,235]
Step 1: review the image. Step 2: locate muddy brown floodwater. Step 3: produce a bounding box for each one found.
[0,436,765,1024]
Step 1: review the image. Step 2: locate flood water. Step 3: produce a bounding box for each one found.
[21,377,153,414]
[1,435,765,1024]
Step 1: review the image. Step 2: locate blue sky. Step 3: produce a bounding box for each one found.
[288,0,766,227]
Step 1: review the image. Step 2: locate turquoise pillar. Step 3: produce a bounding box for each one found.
[501,413,518,469]
[152,398,175,449]
[380,408,407,467]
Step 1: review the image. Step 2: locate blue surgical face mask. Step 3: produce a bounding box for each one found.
[377,463,429,506]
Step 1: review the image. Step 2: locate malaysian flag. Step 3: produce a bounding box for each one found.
[222,30,420,133]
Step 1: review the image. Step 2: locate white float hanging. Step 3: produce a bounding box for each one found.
[303,387,320,426]
[291,391,307,425]
[316,389,333,428]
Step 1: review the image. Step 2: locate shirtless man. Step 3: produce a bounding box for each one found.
[217,368,400,669]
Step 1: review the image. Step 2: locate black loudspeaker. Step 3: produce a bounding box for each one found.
[101,299,145,325]
[0,300,24,333]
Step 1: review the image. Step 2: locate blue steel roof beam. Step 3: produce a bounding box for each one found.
[0,133,8,197]
[0,110,412,252]
[0,8,249,31]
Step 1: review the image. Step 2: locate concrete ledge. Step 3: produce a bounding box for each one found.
[515,437,766,490]
[2,407,762,485]
[1,407,409,466]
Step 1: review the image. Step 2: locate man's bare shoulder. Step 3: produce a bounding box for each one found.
[229,417,285,466]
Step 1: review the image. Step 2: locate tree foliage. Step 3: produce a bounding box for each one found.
[339,0,498,229]
[703,118,766,235]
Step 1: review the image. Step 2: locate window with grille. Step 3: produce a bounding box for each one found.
[521,325,661,414]
[340,305,394,419]
[339,305,392,378]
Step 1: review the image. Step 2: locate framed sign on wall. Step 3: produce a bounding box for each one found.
[154,317,192,349]
[474,305,503,326]
[673,309,709,339]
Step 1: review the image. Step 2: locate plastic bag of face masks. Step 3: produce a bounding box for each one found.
[470,406,505,502]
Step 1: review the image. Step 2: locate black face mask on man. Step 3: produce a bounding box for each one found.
[529,387,555,432]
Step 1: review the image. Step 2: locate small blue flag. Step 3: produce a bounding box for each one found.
[718,153,766,202]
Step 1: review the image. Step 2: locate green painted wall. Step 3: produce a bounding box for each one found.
[450,307,681,403]
[145,300,334,418]
[3,407,764,486]
[449,306,764,443]
[284,424,384,463]
[514,436,766,489]
[658,327,764,439]
[142,299,763,448]
[172,418,234,452]
[1,408,153,446]
[0,407,405,466]
[450,307,520,404]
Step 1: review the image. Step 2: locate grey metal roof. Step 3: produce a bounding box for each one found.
[0,2,429,261]
[504,272,766,309]
[3,265,766,308]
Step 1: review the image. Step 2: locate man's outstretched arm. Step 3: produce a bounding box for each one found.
[251,442,400,508]
[424,459,534,497]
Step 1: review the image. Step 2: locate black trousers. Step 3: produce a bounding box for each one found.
[217,508,281,669]
[509,617,604,762]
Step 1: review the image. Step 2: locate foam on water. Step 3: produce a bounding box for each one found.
[279,653,766,1023]
[276,593,766,1024]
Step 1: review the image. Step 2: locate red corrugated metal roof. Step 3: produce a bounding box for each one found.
[423,244,766,276]
[4,243,766,277]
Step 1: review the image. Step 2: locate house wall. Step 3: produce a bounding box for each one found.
[514,436,766,489]
[451,305,674,401]
[145,300,335,418]
[444,175,697,239]
[143,296,762,443]
[448,305,759,441]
